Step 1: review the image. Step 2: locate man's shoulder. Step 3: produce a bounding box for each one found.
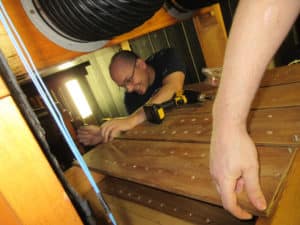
[147,48,176,61]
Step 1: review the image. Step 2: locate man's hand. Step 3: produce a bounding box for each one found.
[77,125,103,146]
[100,117,135,143]
[210,125,267,219]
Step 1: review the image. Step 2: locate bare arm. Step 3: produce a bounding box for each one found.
[99,71,185,143]
[210,0,300,219]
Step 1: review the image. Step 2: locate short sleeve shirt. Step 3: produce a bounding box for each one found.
[124,48,186,114]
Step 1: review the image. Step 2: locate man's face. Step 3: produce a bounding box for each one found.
[111,58,149,95]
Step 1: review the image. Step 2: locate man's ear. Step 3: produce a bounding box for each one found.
[136,58,146,70]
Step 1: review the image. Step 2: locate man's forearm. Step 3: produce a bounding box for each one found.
[127,71,185,127]
[213,0,300,128]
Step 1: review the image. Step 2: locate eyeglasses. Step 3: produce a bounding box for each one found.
[122,58,137,87]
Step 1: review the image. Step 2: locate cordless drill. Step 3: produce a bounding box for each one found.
[143,90,212,124]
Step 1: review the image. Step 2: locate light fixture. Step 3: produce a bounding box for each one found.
[65,79,92,119]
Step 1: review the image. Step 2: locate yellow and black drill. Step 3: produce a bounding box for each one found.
[143,90,212,124]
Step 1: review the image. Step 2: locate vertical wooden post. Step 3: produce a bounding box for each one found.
[193,4,227,67]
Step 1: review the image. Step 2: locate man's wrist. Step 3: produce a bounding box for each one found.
[212,100,247,130]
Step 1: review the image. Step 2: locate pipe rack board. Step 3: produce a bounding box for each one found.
[79,64,300,222]
[0,81,84,225]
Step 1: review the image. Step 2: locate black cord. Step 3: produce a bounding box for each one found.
[36,0,164,41]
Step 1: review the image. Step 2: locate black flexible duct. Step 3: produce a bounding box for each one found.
[165,0,217,11]
[35,0,164,42]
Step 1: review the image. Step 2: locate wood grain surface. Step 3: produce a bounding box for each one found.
[0,96,84,225]
[81,140,296,217]
[120,106,300,146]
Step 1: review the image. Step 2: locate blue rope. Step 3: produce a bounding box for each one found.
[0,3,117,225]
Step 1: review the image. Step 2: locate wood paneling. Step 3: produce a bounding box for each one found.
[121,107,300,146]
[0,76,9,98]
[182,80,300,114]
[81,141,295,217]
[260,64,300,87]
[86,191,198,225]
[100,176,253,225]
[0,96,83,225]
[252,83,300,109]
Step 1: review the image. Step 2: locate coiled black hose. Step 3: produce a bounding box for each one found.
[35,0,164,42]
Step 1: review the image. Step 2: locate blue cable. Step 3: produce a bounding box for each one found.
[0,3,117,225]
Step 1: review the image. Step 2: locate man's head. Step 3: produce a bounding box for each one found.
[109,50,154,95]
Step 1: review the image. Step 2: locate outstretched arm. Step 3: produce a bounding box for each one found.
[99,71,185,143]
[210,0,300,219]
[78,71,184,145]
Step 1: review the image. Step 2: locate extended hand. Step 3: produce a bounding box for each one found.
[100,117,135,143]
[209,126,267,219]
[77,125,102,146]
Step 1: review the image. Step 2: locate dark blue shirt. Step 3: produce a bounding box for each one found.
[124,48,186,114]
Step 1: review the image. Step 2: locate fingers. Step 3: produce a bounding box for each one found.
[100,124,118,143]
[219,179,253,220]
[244,166,267,211]
[235,177,244,194]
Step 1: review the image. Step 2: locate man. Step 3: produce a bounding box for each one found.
[210,0,300,220]
[78,48,185,145]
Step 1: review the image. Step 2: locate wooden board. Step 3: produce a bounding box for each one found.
[0,96,83,225]
[260,64,300,87]
[0,76,9,99]
[85,191,199,225]
[255,150,300,225]
[193,8,226,67]
[99,176,254,225]
[81,140,296,216]
[121,106,300,146]
[0,192,23,225]
[182,81,300,114]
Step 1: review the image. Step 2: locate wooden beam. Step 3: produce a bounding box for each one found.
[192,4,227,67]
[99,176,253,225]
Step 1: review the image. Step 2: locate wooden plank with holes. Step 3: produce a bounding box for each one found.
[176,80,300,115]
[99,176,253,225]
[0,96,84,225]
[201,63,300,87]
[260,64,300,87]
[81,140,296,216]
[85,191,199,225]
[121,106,300,146]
